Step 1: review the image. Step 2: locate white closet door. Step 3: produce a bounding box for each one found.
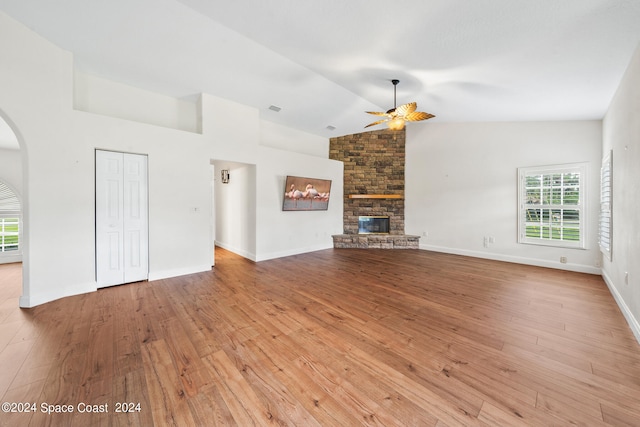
[96,150,148,287]
[123,153,148,283]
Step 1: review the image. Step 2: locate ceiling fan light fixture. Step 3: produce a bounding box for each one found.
[388,117,405,130]
[364,79,434,130]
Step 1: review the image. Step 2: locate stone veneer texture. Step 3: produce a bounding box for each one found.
[329,129,406,235]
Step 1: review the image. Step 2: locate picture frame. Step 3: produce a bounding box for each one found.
[282,175,332,211]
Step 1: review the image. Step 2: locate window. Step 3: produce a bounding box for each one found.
[599,151,612,260]
[0,182,21,254]
[518,163,586,249]
[0,217,19,252]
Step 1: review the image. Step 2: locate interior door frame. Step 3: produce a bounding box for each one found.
[95,149,149,287]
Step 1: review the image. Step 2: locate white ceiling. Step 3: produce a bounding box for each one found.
[1,0,639,142]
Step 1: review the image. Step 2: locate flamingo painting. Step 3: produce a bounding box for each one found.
[283,176,331,211]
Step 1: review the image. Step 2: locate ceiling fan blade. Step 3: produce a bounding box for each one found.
[364,118,388,128]
[365,111,389,117]
[396,102,417,116]
[405,111,435,122]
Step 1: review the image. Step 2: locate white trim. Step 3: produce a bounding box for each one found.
[214,241,257,261]
[254,242,334,262]
[601,270,640,345]
[20,281,97,308]
[147,264,211,282]
[419,243,601,275]
[0,254,21,264]
[19,266,214,307]
[215,240,335,262]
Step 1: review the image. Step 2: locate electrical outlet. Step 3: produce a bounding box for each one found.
[488,236,495,244]
[560,256,567,264]
[483,237,489,248]
[423,231,428,237]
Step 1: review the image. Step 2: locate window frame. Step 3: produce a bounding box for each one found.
[518,162,587,249]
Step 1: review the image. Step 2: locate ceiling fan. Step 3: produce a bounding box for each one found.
[365,79,435,130]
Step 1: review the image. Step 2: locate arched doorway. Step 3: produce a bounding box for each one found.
[0,113,25,305]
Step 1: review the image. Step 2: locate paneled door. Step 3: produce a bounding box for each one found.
[96,150,149,287]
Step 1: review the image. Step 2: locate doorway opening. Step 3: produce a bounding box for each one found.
[0,113,24,305]
[210,160,257,265]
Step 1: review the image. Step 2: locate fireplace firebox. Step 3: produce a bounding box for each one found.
[358,216,390,234]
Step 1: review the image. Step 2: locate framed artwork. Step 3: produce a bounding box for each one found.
[283,176,331,211]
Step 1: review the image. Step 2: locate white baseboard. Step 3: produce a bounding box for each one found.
[255,243,333,262]
[214,241,257,261]
[601,270,640,345]
[20,282,97,308]
[19,265,212,308]
[0,254,22,264]
[419,244,601,275]
[148,264,212,281]
[215,240,334,263]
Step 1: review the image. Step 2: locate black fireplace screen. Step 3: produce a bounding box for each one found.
[358,216,390,234]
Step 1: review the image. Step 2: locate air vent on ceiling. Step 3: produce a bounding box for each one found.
[326,125,336,131]
[268,105,281,112]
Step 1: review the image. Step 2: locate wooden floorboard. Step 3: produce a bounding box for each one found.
[1,248,640,426]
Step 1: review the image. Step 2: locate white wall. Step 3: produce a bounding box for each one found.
[406,120,602,274]
[211,148,344,262]
[255,120,342,261]
[602,44,640,342]
[201,93,344,262]
[74,72,199,133]
[255,149,343,261]
[260,120,329,157]
[0,11,342,307]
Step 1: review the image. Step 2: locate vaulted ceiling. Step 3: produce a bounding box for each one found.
[1,0,639,141]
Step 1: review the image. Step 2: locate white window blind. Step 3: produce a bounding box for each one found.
[0,182,20,212]
[599,151,612,260]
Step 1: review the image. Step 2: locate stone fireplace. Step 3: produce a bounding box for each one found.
[329,128,419,249]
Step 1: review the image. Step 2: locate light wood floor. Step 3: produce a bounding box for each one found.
[1,248,640,426]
